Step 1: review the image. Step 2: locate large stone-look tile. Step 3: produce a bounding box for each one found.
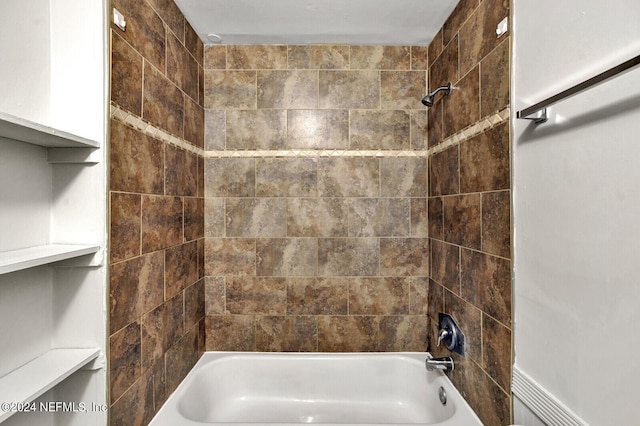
[410,110,428,150]
[442,0,481,45]
[226,198,287,237]
[111,32,143,115]
[319,70,380,109]
[143,63,184,137]
[349,110,410,150]
[380,238,430,276]
[349,277,409,315]
[317,316,380,352]
[205,238,255,276]
[428,197,444,239]
[109,322,141,404]
[165,144,197,196]
[429,145,459,196]
[409,277,430,314]
[197,156,205,198]
[228,45,287,69]
[350,46,410,70]
[257,70,318,109]
[204,110,226,150]
[381,71,426,109]
[110,119,164,195]
[411,46,429,70]
[430,34,458,93]
[427,280,445,323]
[226,110,286,149]
[184,197,204,242]
[185,22,203,65]
[380,157,427,197]
[141,195,183,253]
[204,198,225,237]
[482,190,511,258]
[480,38,510,116]
[109,366,157,426]
[167,31,198,100]
[226,277,287,315]
[378,315,429,351]
[141,294,184,370]
[428,29,444,68]
[444,290,482,363]
[185,279,205,329]
[443,66,480,138]
[287,110,349,149]
[205,45,226,69]
[256,238,317,276]
[411,198,429,237]
[430,240,460,294]
[288,45,349,70]
[205,315,255,351]
[204,70,257,109]
[483,314,512,392]
[318,238,379,276]
[165,326,199,395]
[110,192,141,263]
[256,158,317,197]
[147,0,184,42]
[255,316,318,352]
[348,198,411,237]
[205,277,225,315]
[460,249,511,327]
[287,198,349,237]
[287,278,349,315]
[165,241,199,300]
[205,158,255,197]
[184,96,204,148]
[110,252,164,334]
[318,158,379,197]
[460,122,510,193]
[427,96,444,148]
[443,194,481,249]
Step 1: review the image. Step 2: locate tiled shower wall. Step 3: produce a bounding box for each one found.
[108,0,205,424]
[425,0,512,424]
[203,45,433,351]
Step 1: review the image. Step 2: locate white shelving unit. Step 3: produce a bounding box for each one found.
[0,245,101,275]
[0,112,100,148]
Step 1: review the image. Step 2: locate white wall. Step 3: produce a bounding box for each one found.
[513,1,640,424]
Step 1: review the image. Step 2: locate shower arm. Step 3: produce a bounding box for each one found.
[421,83,452,107]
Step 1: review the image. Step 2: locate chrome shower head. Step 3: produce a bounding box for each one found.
[421,83,452,107]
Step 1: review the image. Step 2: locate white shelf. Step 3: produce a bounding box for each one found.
[0,112,99,148]
[0,244,100,275]
[0,348,100,422]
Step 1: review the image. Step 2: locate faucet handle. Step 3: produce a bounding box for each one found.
[437,328,450,347]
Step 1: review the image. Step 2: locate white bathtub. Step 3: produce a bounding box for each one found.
[149,352,483,426]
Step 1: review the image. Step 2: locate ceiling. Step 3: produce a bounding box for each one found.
[173,0,459,46]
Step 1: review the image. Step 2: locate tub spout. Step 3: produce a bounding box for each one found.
[425,355,454,372]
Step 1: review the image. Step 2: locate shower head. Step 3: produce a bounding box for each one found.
[421,83,452,107]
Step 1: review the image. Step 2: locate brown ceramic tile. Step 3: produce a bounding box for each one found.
[184,96,205,148]
[442,0,481,45]
[110,192,141,263]
[110,119,164,194]
[205,315,255,351]
[165,144,197,196]
[411,46,429,70]
[197,232,205,279]
[380,157,427,197]
[459,0,510,77]
[428,28,444,67]
[286,198,349,237]
[184,197,204,242]
[430,34,458,93]
[427,96,444,147]
[287,109,349,149]
[381,71,427,109]
[204,198,225,237]
[205,238,255,276]
[430,240,460,293]
[287,278,349,315]
[482,190,511,258]
[204,70,257,109]
[109,321,141,404]
[460,249,511,327]
[225,198,287,237]
[227,45,287,69]
[349,198,411,237]
[380,238,430,276]
[226,277,286,315]
[165,327,199,395]
[204,110,226,150]
[428,197,444,239]
[143,63,184,137]
[204,45,226,69]
[349,277,409,315]
[199,65,205,107]
[205,276,225,315]
[349,110,410,150]
[410,110,428,150]
[378,315,429,351]
[111,32,143,114]
[167,31,199,100]
[318,158,379,197]
[444,290,482,363]
[255,316,318,352]
[411,198,429,237]
[409,277,429,314]
[350,46,410,70]
[256,238,317,277]
[185,279,205,329]
[427,280,445,322]
[111,0,165,71]
[318,238,379,276]
[460,122,510,193]
[149,357,166,411]
[443,66,480,137]
[184,22,204,65]
[482,314,512,392]
[480,39,510,117]
[443,194,481,249]
[141,195,183,253]
[319,71,380,109]
[198,156,205,198]
[288,45,350,70]
[141,294,184,369]
[109,251,164,334]
[165,241,198,300]
[147,0,184,42]
[198,318,206,355]
[317,316,380,352]
[429,145,459,196]
[257,70,318,109]
[226,109,287,149]
[109,368,156,426]
[205,158,255,197]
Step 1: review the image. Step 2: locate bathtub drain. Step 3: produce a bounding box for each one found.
[438,386,447,405]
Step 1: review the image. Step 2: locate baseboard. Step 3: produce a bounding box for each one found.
[512,366,588,426]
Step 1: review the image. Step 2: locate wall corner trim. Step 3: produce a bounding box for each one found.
[512,365,589,426]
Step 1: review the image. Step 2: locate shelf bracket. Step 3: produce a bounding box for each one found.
[516,108,548,124]
[47,147,101,164]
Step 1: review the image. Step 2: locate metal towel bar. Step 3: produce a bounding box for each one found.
[517,53,640,124]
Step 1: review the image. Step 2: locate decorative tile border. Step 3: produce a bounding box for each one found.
[110,104,509,158]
